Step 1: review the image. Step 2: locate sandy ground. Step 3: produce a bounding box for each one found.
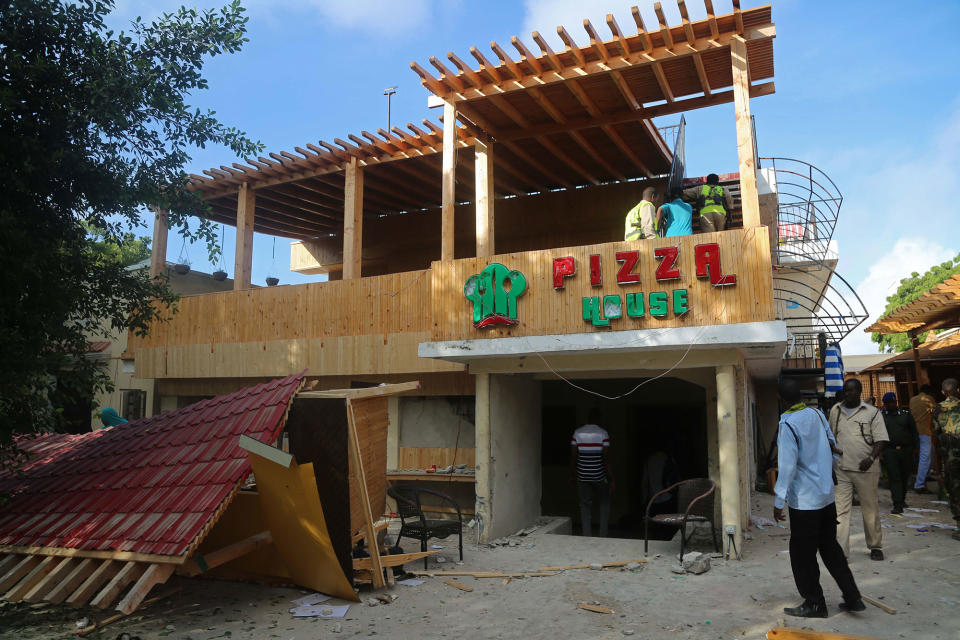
[3,490,959,640]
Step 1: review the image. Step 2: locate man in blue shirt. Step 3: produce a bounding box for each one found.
[774,378,864,618]
[655,190,693,238]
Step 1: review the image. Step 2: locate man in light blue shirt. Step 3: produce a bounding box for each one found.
[774,378,863,618]
[655,190,693,238]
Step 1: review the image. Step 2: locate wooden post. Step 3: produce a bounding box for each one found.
[716,364,742,556]
[149,208,168,280]
[908,330,925,396]
[343,157,364,280]
[475,138,494,257]
[234,182,255,290]
[346,398,385,588]
[441,100,457,261]
[730,36,760,229]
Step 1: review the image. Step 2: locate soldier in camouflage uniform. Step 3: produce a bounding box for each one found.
[933,378,960,541]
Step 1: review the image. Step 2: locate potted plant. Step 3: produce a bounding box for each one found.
[266,276,279,287]
[173,263,190,275]
[212,270,228,281]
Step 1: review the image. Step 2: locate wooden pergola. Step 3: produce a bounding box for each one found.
[151,0,775,286]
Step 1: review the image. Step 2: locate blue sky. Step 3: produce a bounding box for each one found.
[113,0,960,354]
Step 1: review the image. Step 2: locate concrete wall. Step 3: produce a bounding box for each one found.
[485,374,542,540]
[398,396,475,449]
[755,381,780,476]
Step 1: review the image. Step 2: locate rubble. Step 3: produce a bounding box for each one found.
[681,552,711,575]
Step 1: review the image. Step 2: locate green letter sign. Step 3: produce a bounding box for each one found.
[465,263,527,328]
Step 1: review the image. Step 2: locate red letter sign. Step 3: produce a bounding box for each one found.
[589,254,602,286]
[553,256,576,289]
[615,250,641,284]
[654,246,680,281]
[695,243,737,286]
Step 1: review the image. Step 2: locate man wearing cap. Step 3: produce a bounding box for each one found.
[828,378,888,560]
[880,392,918,514]
[933,378,960,541]
[683,173,734,234]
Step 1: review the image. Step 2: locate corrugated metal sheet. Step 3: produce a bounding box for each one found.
[0,373,304,558]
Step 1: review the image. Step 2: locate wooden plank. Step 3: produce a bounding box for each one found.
[475,138,494,257]
[351,520,391,545]
[539,559,646,571]
[862,595,897,615]
[414,570,556,578]
[79,586,180,635]
[396,446,476,470]
[234,181,255,290]
[67,560,120,607]
[299,381,421,400]
[441,100,457,261]
[90,561,144,609]
[180,531,273,577]
[23,557,76,603]
[353,550,438,570]
[4,556,57,601]
[45,558,97,604]
[386,472,475,484]
[578,603,614,614]
[346,398,385,589]
[730,35,759,229]
[0,556,41,593]
[0,554,21,576]
[443,579,473,592]
[766,629,887,640]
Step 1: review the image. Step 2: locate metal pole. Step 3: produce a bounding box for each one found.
[384,86,398,134]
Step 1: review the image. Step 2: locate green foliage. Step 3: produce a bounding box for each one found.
[872,253,960,353]
[0,0,261,451]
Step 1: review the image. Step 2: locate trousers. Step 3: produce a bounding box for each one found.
[699,211,725,233]
[577,480,610,537]
[835,467,882,556]
[882,445,914,508]
[788,503,861,604]
[915,434,932,489]
[937,432,960,522]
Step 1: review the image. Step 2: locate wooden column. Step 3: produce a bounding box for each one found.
[149,208,169,279]
[730,36,760,229]
[234,182,255,290]
[441,100,457,261]
[474,138,494,257]
[343,157,364,280]
[908,330,925,395]
[716,364,743,557]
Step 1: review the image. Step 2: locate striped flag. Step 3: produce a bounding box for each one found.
[824,344,844,397]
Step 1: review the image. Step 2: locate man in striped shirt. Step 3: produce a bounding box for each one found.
[571,409,615,537]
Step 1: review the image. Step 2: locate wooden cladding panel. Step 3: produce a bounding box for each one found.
[130,270,432,352]
[430,227,774,341]
[397,447,476,470]
[348,397,388,535]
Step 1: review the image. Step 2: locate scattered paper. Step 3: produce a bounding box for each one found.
[292,593,332,607]
[905,507,939,513]
[906,524,929,530]
[900,512,923,518]
[931,500,948,505]
[291,604,349,618]
[397,578,425,586]
[431,544,445,549]
[931,522,959,531]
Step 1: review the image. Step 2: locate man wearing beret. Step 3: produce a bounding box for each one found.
[880,392,918,514]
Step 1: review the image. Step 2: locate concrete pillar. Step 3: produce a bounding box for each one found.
[474,373,491,541]
[716,364,743,555]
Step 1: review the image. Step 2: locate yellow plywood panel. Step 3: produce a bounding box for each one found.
[246,451,358,602]
[430,226,774,341]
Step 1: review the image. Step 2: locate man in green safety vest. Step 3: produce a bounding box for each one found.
[683,173,733,233]
[623,186,658,241]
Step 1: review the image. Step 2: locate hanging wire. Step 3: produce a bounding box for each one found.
[213,225,228,280]
[266,237,279,286]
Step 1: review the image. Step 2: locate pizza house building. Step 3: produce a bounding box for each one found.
[128,2,865,551]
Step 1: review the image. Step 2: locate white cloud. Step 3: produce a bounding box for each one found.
[839,237,956,355]
[521,1,680,50]
[250,0,432,35]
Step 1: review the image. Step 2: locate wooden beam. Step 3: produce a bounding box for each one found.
[447,51,485,89]
[45,559,97,604]
[733,0,744,34]
[4,556,56,601]
[234,182,255,290]
[441,100,457,261]
[67,559,119,607]
[678,0,711,96]
[0,556,41,593]
[23,557,76,603]
[557,26,585,67]
[510,36,543,75]
[502,140,572,188]
[115,564,175,615]
[654,3,675,48]
[704,0,720,39]
[353,550,438,571]
[469,47,502,84]
[299,381,421,400]
[91,561,144,609]
[490,41,522,81]
[149,208,169,279]
[766,628,887,640]
[531,31,563,75]
[909,330,926,394]
[730,35,760,229]
[343,157,363,280]
[475,138,494,257]
[583,20,609,62]
[346,398,385,589]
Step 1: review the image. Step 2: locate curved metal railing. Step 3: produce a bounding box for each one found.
[760,157,843,265]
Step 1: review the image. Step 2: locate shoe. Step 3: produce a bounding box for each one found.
[891,506,903,514]
[838,598,866,612]
[870,549,884,561]
[783,600,828,618]
[952,530,960,542]
[914,487,932,494]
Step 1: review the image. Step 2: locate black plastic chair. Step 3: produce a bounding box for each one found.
[388,485,464,569]
[643,478,719,562]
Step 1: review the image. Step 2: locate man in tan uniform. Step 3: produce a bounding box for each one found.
[828,378,888,560]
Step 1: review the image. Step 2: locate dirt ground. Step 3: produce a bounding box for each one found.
[2,490,959,640]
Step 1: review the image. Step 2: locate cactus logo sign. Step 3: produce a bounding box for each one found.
[464,263,527,329]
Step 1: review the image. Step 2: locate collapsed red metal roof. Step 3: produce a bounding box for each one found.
[0,372,305,558]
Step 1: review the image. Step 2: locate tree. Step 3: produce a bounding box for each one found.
[86,224,153,269]
[0,0,261,452]
[872,253,960,353]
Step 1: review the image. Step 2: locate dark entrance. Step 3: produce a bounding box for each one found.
[541,376,708,539]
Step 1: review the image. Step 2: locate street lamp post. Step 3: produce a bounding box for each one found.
[384,86,398,132]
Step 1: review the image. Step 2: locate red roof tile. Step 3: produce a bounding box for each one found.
[0,372,304,558]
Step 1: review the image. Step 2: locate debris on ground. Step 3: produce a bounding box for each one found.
[577,603,614,614]
[443,580,473,592]
[681,551,711,574]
